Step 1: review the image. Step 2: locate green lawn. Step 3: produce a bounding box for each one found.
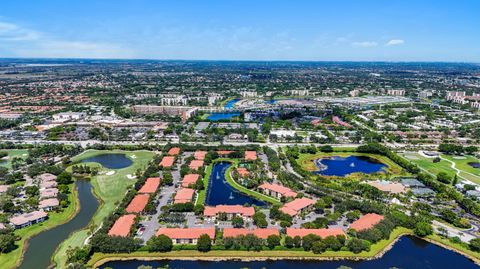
[87,227,413,268]
[0,184,78,269]
[441,154,480,184]
[52,149,155,268]
[297,151,405,176]
[0,149,29,169]
[401,152,456,178]
[196,164,212,205]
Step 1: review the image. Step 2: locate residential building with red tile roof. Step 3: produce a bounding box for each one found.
[39,198,59,211]
[159,156,175,168]
[194,151,207,160]
[126,194,150,213]
[156,227,215,244]
[236,167,250,177]
[167,147,181,156]
[217,150,233,156]
[245,151,257,161]
[139,177,161,194]
[108,214,136,237]
[10,211,48,229]
[182,174,200,187]
[350,213,384,232]
[280,197,316,217]
[258,183,297,199]
[204,205,255,221]
[189,160,204,170]
[223,228,279,239]
[286,228,346,239]
[174,188,195,204]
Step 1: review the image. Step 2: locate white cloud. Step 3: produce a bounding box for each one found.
[386,39,405,46]
[0,20,135,58]
[351,41,378,48]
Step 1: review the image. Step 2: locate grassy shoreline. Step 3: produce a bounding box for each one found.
[0,183,79,269]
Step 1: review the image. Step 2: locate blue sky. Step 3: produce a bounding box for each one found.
[0,0,479,61]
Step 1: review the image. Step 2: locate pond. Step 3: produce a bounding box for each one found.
[99,236,479,269]
[314,155,387,177]
[205,162,265,206]
[224,98,240,109]
[18,180,99,269]
[80,153,133,169]
[207,112,241,121]
[468,162,480,169]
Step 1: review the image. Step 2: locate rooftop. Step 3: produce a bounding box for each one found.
[167,147,181,156]
[10,210,48,226]
[194,151,207,160]
[138,177,161,194]
[174,188,195,204]
[280,197,316,216]
[223,228,279,239]
[245,151,257,161]
[126,194,150,213]
[182,174,200,187]
[286,228,345,238]
[159,156,175,168]
[204,205,255,217]
[258,183,297,198]
[156,227,215,239]
[108,214,136,237]
[350,213,384,232]
[189,160,204,170]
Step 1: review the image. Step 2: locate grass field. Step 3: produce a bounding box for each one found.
[196,163,212,205]
[0,149,29,169]
[297,151,405,176]
[401,152,480,184]
[0,184,78,269]
[52,149,154,268]
[87,227,414,267]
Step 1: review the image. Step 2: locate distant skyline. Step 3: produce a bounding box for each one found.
[0,0,479,62]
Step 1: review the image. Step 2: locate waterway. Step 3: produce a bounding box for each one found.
[224,98,240,109]
[99,236,479,269]
[314,155,387,177]
[80,153,133,169]
[17,180,99,269]
[207,112,241,121]
[205,161,265,206]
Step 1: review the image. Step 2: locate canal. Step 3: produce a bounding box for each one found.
[99,236,479,269]
[17,180,98,269]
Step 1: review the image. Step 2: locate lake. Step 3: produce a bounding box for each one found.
[314,155,387,177]
[224,98,240,109]
[99,236,479,269]
[80,153,133,169]
[207,112,241,121]
[205,162,265,206]
[17,180,99,269]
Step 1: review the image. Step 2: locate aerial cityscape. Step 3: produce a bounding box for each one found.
[0,1,480,269]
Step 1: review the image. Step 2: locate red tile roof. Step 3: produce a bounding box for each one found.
[182,174,200,187]
[236,167,250,177]
[350,213,384,232]
[258,183,297,198]
[217,150,233,156]
[194,151,207,160]
[189,160,204,170]
[223,228,279,239]
[108,214,136,237]
[174,188,195,204]
[126,194,150,213]
[168,147,181,156]
[280,197,316,216]
[204,205,255,217]
[139,177,160,194]
[286,228,346,238]
[156,227,215,239]
[159,156,175,168]
[245,151,257,161]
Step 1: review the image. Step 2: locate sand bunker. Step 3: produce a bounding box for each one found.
[105,171,115,176]
[126,174,137,179]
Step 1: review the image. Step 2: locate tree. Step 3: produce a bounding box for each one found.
[302,234,321,251]
[0,233,15,253]
[57,171,73,185]
[311,240,327,254]
[319,145,334,153]
[253,211,268,228]
[413,221,433,237]
[324,235,343,251]
[197,234,212,252]
[284,236,294,248]
[436,172,452,184]
[469,238,480,252]
[347,238,370,253]
[146,235,173,252]
[266,234,281,249]
[231,216,244,228]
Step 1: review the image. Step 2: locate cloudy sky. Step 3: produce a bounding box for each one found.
[0,0,479,61]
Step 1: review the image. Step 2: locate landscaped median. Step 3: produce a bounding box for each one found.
[87,227,413,268]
